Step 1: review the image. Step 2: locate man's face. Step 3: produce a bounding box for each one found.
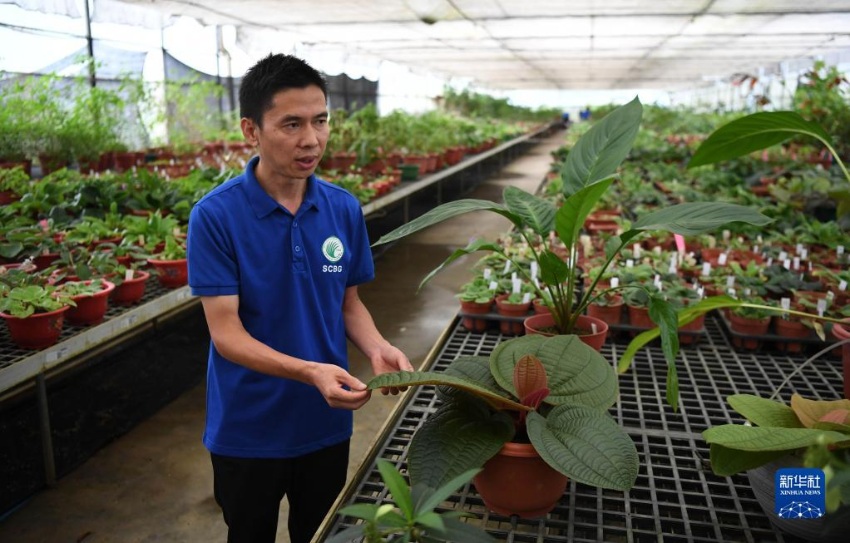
[242,85,329,181]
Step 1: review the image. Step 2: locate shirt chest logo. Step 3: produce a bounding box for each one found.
[321,236,344,263]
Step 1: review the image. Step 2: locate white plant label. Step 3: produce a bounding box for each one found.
[489,280,498,291]
[793,257,800,270]
[753,245,759,254]
[767,257,773,267]
[633,243,641,259]
[610,277,620,288]
[522,292,531,304]
[800,248,808,260]
[511,272,517,282]
[591,322,598,334]
[702,262,711,276]
[125,269,134,281]
[840,280,847,291]
[726,276,735,288]
[718,253,727,266]
[530,261,538,279]
[781,298,791,311]
[817,299,827,317]
[503,261,511,274]
[626,259,634,268]
[783,259,791,270]
[838,245,845,255]
[743,287,751,296]
[483,268,492,280]
[779,251,788,261]
[512,278,521,293]
[727,287,736,297]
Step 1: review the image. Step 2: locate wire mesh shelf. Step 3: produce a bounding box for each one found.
[319,314,845,542]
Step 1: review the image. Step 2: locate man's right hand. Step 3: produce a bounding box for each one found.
[308,362,371,410]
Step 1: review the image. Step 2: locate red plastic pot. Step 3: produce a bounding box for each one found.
[147,258,188,288]
[1,306,69,349]
[111,270,151,306]
[66,280,115,326]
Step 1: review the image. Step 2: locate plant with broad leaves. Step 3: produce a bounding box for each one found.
[372,97,771,410]
[0,284,75,318]
[368,334,639,497]
[327,459,495,543]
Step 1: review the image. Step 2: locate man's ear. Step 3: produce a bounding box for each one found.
[241,118,259,147]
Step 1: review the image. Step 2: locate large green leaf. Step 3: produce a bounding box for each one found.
[648,295,679,410]
[688,111,833,168]
[372,199,516,246]
[702,425,848,451]
[438,355,504,402]
[630,202,772,236]
[538,249,570,287]
[414,467,481,518]
[408,395,514,490]
[502,186,556,236]
[526,407,638,490]
[561,96,642,196]
[367,370,527,411]
[489,335,617,410]
[707,444,791,477]
[727,394,803,428]
[555,178,614,255]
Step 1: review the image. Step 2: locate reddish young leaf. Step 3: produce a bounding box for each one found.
[513,354,548,401]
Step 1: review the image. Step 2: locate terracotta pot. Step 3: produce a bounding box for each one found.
[678,313,706,346]
[111,270,151,306]
[147,258,188,288]
[66,280,115,326]
[459,299,493,333]
[586,296,624,326]
[728,313,771,350]
[627,304,653,329]
[32,252,60,271]
[774,317,812,354]
[831,320,850,400]
[495,294,531,336]
[473,442,568,519]
[1,306,69,349]
[523,313,608,351]
[532,298,551,315]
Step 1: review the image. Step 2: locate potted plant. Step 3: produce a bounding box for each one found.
[0,284,75,349]
[702,391,850,542]
[367,334,639,518]
[60,279,115,326]
[371,97,770,359]
[0,166,30,205]
[328,459,495,543]
[147,235,187,288]
[456,276,496,332]
[494,288,533,336]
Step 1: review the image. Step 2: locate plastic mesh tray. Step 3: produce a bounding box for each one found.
[320,314,844,542]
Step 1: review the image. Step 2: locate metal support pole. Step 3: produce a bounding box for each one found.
[36,374,56,487]
[83,0,96,87]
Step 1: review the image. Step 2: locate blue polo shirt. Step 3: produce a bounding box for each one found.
[187,156,375,458]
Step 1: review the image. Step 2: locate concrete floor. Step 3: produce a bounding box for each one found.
[0,130,564,543]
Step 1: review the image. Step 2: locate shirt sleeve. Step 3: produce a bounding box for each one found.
[187,203,240,296]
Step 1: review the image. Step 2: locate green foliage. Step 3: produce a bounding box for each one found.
[368,335,638,493]
[328,459,495,543]
[703,393,850,512]
[0,285,74,318]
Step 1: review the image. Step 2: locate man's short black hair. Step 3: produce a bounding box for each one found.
[239,54,328,127]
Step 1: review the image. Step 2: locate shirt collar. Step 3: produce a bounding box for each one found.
[243,156,321,218]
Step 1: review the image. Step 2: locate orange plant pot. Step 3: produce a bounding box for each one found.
[473,442,568,518]
[523,313,608,351]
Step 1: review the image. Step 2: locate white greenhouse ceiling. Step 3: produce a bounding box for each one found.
[118,0,850,91]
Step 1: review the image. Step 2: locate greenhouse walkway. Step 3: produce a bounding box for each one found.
[0,129,566,543]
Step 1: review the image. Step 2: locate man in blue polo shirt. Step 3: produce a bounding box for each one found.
[187,53,413,543]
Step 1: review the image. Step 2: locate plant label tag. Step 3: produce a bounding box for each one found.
[726,276,735,288]
[781,298,791,311]
[512,279,521,293]
[511,272,517,282]
[718,253,727,266]
[489,281,498,291]
[839,280,847,291]
[753,245,759,254]
[522,292,531,304]
[793,257,800,270]
[796,243,803,255]
[743,287,751,296]
[774,467,825,519]
[701,262,711,276]
[838,245,845,255]
[483,268,492,280]
[503,261,511,274]
[783,259,791,270]
[530,261,538,279]
[626,259,634,268]
[697,286,705,298]
[767,257,773,267]
[125,269,134,281]
[591,322,598,334]
[727,287,735,297]
[532,277,540,289]
[633,243,641,258]
[779,251,788,261]
[817,299,827,316]
[800,248,808,260]
[611,277,619,288]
